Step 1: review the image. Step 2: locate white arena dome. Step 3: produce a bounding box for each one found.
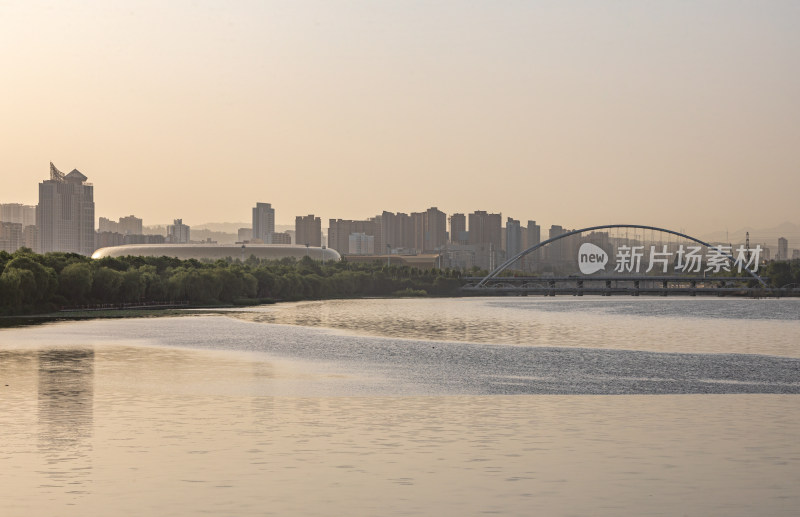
[91,244,341,262]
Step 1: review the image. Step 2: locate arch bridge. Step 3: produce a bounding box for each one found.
[462,224,768,296]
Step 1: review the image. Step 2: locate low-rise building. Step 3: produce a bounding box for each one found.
[441,244,477,271]
[349,232,375,255]
[269,232,292,245]
[237,228,253,242]
[96,231,125,249]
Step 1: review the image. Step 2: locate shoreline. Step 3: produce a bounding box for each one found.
[3,290,800,329]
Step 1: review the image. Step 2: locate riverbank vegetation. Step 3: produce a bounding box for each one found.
[0,248,464,316]
[2,248,798,316]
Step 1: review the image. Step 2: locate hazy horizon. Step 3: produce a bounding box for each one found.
[2,2,798,236]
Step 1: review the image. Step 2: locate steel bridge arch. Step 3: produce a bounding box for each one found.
[476,224,767,288]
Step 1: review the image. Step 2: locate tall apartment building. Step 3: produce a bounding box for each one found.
[523,220,542,272]
[546,225,567,266]
[468,211,502,271]
[328,219,375,255]
[252,202,275,243]
[398,213,415,250]
[449,213,467,245]
[368,215,383,254]
[0,203,36,227]
[468,211,502,249]
[0,222,24,252]
[98,217,118,233]
[296,214,322,247]
[424,207,447,252]
[375,211,415,252]
[778,237,788,261]
[0,203,36,253]
[23,225,38,252]
[370,213,386,253]
[505,218,522,260]
[167,219,191,243]
[98,215,143,235]
[410,207,447,252]
[37,163,95,255]
[119,215,143,235]
[410,212,423,251]
[525,221,541,250]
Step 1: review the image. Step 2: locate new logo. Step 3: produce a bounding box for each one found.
[578,243,608,275]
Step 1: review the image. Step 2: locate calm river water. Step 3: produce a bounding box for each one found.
[1,297,799,516]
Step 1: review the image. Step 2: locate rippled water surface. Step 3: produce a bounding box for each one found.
[229,297,800,357]
[1,297,799,516]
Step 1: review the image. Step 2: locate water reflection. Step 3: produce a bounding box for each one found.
[0,322,797,515]
[37,349,94,494]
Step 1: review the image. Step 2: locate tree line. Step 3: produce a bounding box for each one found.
[765,260,800,289]
[2,248,797,315]
[0,248,465,315]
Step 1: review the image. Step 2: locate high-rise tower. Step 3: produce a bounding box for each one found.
[37,162,95,255]
[252,202,275,243]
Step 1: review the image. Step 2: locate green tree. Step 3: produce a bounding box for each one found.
[767,261,794,288]
[166,269,191,300]
[185,269,223,303]
[58,262,94,304]
[120,269,146,302]
[240,272,258,298]
[213,268,240,302]
[3,255,57,305]
[0,267,25,308]
[92,267,124,302]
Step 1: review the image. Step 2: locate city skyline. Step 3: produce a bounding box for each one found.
[3,162,799,250]
[2,2,798,236]
[4,178,799,252]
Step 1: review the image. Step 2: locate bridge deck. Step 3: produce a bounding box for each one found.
[460,275,779,296]
[463,276,761,283]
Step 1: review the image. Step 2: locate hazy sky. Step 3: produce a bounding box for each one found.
[2,1,798,235]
